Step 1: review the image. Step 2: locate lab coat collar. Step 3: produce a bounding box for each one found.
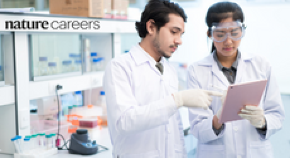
[130,44,165,67]
[197,50,254,86]
[197,50,254,67]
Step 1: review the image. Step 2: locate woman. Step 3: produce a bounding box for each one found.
[187,2,285,158]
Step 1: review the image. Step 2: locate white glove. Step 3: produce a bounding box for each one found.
[238,105,266,129]
[173,89,223,110]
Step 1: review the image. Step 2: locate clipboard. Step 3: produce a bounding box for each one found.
[218,79,267,124]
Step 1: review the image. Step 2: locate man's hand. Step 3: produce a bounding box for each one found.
[173,89,223,110]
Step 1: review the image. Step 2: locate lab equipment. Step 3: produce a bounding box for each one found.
[38,133,45,148]
[90,52,97,60]
[91,57,105,71]
[69,129,98,155]
[79,118,98,128]
[31,134,38,149]
[38,57,48,76]
[74,60,82,71]
[100,91,107,116]
[68,106,73,115]
[45,135,52,149]
[218,79,267,124]
[11,136,22,154]
[74,91,83,107]
[23,138,31,153]
[62,60,72,73]
[211,21,246,42]
[48,62,57,75]
[50,133,56,148]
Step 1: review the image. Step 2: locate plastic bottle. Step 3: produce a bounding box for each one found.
[45,135,52,150]
[48,62,57,75]
[68,106,73,115]
[98,57,105,70]
[61,94,69,117]
[50,133,56,148]
[11,136,22,154]
[74,60,82,71]
[91,58,99,71]
[90,52,97,61]
[74,91,83,107]
[62,60,72,73]
[31,134,38,149]
[100,91,107,116]
[38,133,45,149]
[38,57,48,76]
[23,138,31,153]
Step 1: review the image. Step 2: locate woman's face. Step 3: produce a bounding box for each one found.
[212,17,241,58]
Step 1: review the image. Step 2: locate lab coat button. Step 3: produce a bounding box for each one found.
[233,126,238,131]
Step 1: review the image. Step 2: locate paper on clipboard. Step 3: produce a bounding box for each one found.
[218,79,267,124]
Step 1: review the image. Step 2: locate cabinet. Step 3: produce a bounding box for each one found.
[0,12,136,155]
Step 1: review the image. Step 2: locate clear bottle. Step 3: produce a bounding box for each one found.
[74,91,83,107]
[0,65,3,81]
[38,133,45,149]
[48,62,57,75]
[38,57,48,76]
[74,60,82,71]
[100,91,107,116]
[45,135,52,150]
[98,57,105,70]
[91,58,99,71]
[90,52,97,71]
[68,106,73,115]
[23,138,31,153]
[31,134,38,149]
[11,136,22,154]
[62,60,72,73]
[69,53,76,71]
[50,133,56,148]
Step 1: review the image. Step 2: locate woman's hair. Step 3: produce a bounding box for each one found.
[206,2,244,53]
[135,0,187,38]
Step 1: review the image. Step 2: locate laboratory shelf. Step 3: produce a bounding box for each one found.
[0,85,14,106]
[29,71,104,100]
[0,12,137,156]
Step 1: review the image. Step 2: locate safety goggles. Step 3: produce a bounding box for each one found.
[210,21,246,42]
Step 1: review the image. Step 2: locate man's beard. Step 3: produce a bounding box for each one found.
[153,34,171,59]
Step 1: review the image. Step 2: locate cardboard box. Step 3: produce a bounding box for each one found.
[120,0,129,19]
[111,0,122,19]
[49,0,111,18]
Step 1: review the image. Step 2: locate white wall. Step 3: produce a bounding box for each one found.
[169,2,290,94]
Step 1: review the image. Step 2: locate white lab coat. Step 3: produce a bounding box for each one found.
[187,52,285,158]
[103,44,187,158]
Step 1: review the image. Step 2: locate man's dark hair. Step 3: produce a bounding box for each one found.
[135,0,187,38]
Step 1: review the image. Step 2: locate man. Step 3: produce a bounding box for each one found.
[103,1,222,157]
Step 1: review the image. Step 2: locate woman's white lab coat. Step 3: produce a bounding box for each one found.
[187,52,285,158]
[103,45,187,158]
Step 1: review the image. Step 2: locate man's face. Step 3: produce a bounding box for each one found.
[152,13,185,58]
